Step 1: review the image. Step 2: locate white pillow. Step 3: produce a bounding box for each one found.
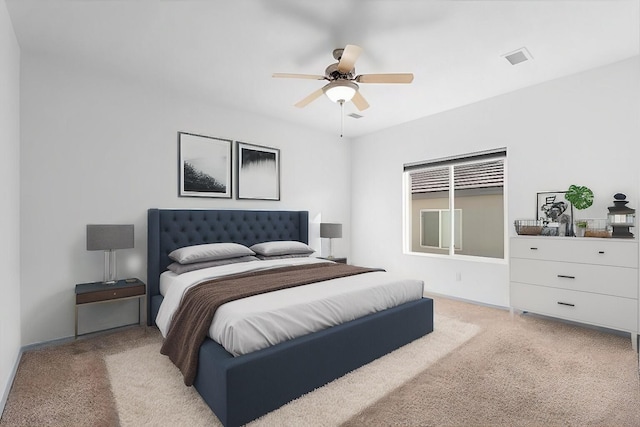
[169,242,255,265]
[250,241,314,257]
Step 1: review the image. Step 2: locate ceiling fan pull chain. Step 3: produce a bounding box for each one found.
[340,100,344,138]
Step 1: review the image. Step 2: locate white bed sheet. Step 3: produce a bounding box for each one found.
[156,258,424,356]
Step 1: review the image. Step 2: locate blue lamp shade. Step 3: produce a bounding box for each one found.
[87,224,134,283]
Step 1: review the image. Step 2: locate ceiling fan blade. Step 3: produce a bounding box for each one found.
[352,90,370,111]
[337,44,363,73]
[356,73,414,84]
[273,73,326,80]
[294,88,324,108]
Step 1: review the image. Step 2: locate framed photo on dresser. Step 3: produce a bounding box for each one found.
[536,191,574,236]
[178,132,232,198]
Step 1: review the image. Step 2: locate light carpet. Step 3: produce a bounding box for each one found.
[3,297,639,426]
[105,314,479,426]
[345,298,640,426]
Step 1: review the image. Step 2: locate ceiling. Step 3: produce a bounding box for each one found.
[6,0,640,138]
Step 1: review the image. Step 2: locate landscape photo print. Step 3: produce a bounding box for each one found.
[178,132,232,198]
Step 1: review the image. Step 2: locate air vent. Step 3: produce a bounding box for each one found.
[347,113,364,119]
[502,47,533,65]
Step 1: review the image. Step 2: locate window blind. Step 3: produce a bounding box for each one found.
[406,148,505,194]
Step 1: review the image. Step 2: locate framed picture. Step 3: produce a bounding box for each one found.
[236,142,280,200]
[536,191,574,236]
[178,132,232,198]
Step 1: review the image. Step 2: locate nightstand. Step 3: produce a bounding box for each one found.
[317,257,347,264]
[75,278,146,338]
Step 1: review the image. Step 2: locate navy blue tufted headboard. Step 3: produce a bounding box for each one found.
[147,209,309,325]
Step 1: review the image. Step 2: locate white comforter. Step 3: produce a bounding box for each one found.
[156,258,424,356]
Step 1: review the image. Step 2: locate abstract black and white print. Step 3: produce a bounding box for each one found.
[237,142,280,200]
[179,132,232,198]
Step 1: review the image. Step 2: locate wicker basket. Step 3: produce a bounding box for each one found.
[514,220,543,235]
[581,219,611,238]
[584,230,611,238]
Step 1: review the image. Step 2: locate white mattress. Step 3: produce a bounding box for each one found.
[156,258,424,356]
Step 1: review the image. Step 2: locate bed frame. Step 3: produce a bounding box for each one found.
[148,208,434,427]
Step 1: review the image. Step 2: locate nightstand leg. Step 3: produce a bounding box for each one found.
[74,305,78,338]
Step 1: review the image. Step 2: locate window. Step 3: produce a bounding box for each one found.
[404,149,505,259]
[420,209,462,250]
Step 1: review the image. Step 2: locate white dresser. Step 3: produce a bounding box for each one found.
[510,236,638,350]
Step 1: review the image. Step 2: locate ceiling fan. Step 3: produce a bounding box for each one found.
[273,44,414,111]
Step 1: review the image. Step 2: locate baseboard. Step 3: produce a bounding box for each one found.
[0,348,23,420]
[423,290,510,312]
[18,323,143,354]
[20,335,75,353]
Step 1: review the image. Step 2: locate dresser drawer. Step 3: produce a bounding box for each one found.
[511,237,638,268]
[76,284,145,304]
[510,258,638,299]
[510,282,637,332]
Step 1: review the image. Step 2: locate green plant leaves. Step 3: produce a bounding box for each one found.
[565,185,594,210]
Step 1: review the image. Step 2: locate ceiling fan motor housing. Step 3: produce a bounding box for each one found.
[332,48,344,60]
[325,63,355,80]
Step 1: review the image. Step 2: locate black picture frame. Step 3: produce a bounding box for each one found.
[178,132,232,198]
[536,191,574,236]
[236,141,280,201]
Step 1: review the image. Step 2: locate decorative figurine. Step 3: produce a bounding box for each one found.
[607,193,635,238]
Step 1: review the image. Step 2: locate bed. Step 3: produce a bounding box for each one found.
[147,208,434,427]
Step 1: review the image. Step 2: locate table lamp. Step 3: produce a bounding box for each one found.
[86,224,134,283]
[320,223,342,259]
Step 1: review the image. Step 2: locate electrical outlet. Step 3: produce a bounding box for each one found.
[455,272,462,282]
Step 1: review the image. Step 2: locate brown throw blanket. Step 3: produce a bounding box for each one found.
[161,262,384,385]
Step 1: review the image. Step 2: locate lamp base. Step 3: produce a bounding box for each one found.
[104,250,118,283]
[611,225,634,238]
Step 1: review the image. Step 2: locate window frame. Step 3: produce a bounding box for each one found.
[403,148,508,263]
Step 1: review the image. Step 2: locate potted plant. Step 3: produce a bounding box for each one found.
[565,184,594,237]
[575,220,588,237]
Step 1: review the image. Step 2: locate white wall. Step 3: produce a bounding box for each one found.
[351,57,640,307]
[19,54,350,345]
[15,27,640,345]
[0,0,21,410]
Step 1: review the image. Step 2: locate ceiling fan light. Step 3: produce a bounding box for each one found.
[324,81,358,103]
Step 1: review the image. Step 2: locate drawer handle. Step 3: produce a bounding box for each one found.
[598,251,605,254]
[529,247,538,250]
[557,274,575,279]
[557,302,575,307]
